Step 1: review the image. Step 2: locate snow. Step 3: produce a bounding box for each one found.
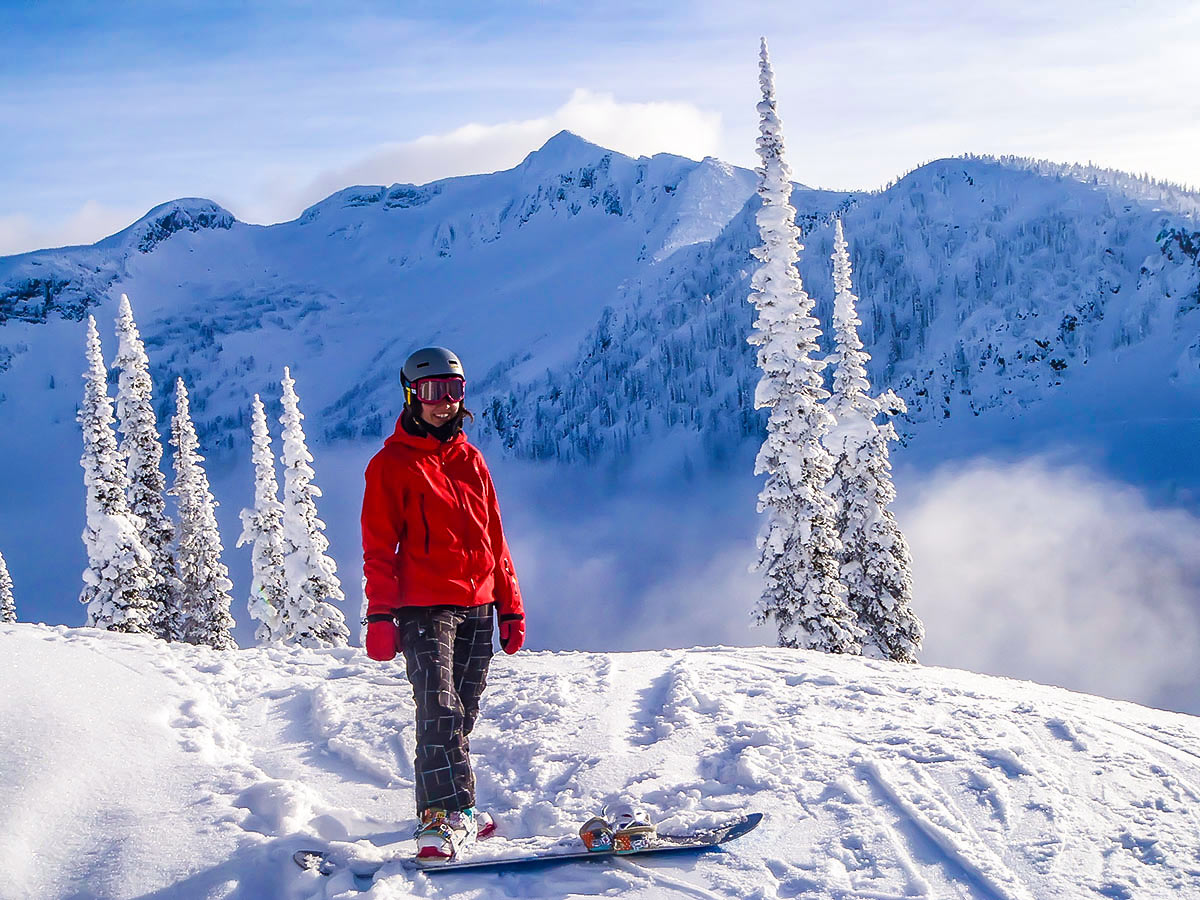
[654,157,757,261]
[4,622,1200,899]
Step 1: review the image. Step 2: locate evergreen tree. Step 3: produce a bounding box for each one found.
[747,39,861,653]
[78,316,158,634]
[826,218,924,662]
[236,394,289,643]
[169,378,237,649]
[113,293,180,640]
[0,548,15,624]
[278,367,349,647]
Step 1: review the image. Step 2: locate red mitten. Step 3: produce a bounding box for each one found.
[498,614,525,655]
[365,615,400,661]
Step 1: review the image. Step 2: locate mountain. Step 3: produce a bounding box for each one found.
[1,133,1199,708]
[0,132,759,445]
[471,156,1200,489]
[3,621,1199,899]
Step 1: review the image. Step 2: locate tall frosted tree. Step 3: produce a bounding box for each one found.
[747,39,861,653]
[826,219,924,662]
[169,378,237,649]
[0,548,15,624]
[278,367,350,647]
[113,293,180,640]
[79,316,158,634]
[237,394,289,643]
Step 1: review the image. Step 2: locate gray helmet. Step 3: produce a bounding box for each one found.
[401,346,464,387]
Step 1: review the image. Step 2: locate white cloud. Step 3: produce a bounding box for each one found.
[554,89,723,163]
[241,89,723,225]
[512,454,1200,714]
[902,458,1200,713]
[506,469,763,654]
[632,540,767,650]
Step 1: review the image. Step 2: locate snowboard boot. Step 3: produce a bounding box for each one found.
[473,808,497,840]
[415,807,478,860]
[608,802,656,853]
[579,815,615,852]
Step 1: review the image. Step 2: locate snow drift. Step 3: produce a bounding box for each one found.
[3,622,1199,899]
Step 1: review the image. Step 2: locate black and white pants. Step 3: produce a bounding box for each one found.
[397,603,495,815]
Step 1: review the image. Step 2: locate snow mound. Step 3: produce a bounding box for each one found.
[3,623,1200,899]
[103,199,237,254]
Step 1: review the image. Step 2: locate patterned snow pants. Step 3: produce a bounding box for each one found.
[397,603,495,815]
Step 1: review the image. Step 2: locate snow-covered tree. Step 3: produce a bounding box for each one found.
[113,293,180,640]
[236,394,289,643]
[747,39,862,654]
[359,575,370,649]
[278,368,349,647]
[826,218,924,662]
[78,316,158,633]
[0,548,15,623]
[169,378,237,649]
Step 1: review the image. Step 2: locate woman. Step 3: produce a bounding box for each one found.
[361,346,525,860]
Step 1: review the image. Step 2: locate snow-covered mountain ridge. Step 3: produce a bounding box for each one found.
[2,133,1196,465]
[473,156,1200,472]
[0,133,762,443]
[4,620,1200,899]
[0,199,236,327]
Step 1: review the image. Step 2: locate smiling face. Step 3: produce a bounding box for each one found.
[417,396,461,428]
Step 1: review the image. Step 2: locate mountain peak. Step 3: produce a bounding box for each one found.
[519,130,617,174]
[103,198,237,253]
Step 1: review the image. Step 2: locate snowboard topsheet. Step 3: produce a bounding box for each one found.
[294,812,763,879]
[402,812,763,875]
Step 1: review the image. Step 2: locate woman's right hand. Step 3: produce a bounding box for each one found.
[365,615,401,661]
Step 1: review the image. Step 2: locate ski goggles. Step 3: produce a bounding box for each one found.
[411,376,466,404]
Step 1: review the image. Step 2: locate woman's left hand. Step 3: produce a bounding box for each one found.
[498,614,525,654]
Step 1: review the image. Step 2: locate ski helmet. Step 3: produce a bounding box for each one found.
[401,347,465,406]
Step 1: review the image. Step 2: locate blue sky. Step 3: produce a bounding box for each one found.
[2,0,1197,255]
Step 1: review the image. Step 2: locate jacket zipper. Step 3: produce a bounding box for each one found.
[419,492,430,554]
[441,448,477,591]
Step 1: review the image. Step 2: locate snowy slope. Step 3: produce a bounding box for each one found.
[4,622,1200,900]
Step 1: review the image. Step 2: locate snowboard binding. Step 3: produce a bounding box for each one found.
[579,815,615,852]
[580,802,657,854]
[612,811,656,853]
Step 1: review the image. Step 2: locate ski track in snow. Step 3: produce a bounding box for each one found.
[4,625,1200,900]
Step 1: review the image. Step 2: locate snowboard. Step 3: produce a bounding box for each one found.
[294,812,762,880]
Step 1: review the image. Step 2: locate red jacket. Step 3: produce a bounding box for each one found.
[361,415,523,619]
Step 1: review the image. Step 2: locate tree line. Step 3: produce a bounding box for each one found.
[66,294,349,648]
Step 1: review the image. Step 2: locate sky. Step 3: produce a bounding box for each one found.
[2,0,1198,256]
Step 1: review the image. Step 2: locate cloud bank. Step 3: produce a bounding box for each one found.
[513,455,1200,716]
[901,457,1200,713]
